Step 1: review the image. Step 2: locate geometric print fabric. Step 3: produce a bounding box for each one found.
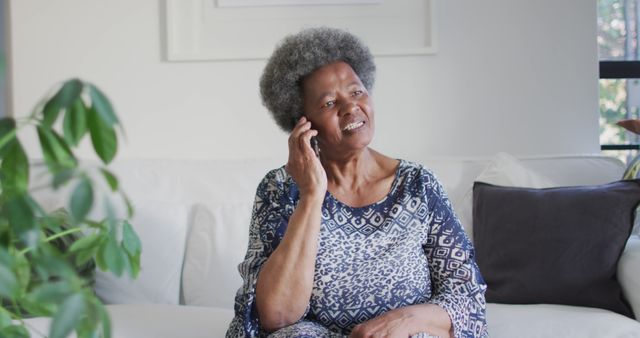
[226,160,488,338]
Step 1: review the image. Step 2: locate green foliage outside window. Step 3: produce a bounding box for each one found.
[598,0,640,162]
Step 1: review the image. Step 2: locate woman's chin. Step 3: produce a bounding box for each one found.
[343,136,374,153]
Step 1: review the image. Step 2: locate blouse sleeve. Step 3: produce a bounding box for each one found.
[421,170,488,338]
[226,169,292,338]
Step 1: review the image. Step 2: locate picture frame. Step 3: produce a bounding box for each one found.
[164,0,436,61]
[216,0,383,7]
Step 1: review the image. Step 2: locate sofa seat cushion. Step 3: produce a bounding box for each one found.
[620,237,640,318]
[486,303,640,338]
[22,303,640,337]
[106,304,234,338]
[23,304,235,338]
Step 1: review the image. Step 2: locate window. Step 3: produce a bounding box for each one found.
[598,0,640,163]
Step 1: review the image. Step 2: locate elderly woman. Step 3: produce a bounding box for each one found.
[227,27,488,338]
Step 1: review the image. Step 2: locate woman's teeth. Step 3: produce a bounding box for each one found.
[343,121,364,131]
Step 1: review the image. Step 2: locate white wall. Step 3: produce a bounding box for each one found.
[8,0,600,163]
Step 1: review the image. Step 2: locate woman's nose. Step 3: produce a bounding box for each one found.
[339,101,360,117]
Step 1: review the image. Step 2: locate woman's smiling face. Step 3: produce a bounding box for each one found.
[302,61,375,157]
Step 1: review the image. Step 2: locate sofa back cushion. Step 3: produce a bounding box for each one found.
[181,202,253,308]
[106,159,282,307]
[33,155,624,309]
[473,180,640,317]
[94,201,189,304]
[180,155,624,309]
[420,155,624,236]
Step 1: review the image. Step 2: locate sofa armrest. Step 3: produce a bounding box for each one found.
[619,236,640,320]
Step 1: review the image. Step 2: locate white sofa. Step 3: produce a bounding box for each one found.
[27,154,640,337]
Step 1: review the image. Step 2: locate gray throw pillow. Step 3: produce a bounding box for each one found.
[472,180,640,318]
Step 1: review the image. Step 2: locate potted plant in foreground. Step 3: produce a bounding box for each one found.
[0,79,141,338]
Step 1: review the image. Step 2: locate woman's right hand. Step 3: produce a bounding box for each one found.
[285,116,327,200]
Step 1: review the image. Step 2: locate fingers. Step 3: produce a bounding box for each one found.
[289,116,311,141]
[298,129,319,153]
[350,322,395,338]
[288,117,318,156]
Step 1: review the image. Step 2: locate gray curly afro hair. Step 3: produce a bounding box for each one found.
[260,27,376,132]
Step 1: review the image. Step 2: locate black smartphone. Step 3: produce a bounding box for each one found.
[310,136,320,157]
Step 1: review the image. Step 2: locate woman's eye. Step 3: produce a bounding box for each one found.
[323,100,336,108]
[353,90,363,96]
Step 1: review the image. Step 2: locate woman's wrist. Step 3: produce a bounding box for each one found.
[299,190,326,205]
[404,304,452,338]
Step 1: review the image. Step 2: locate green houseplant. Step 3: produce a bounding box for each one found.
[617,119,640,179]
[0,79,141,338]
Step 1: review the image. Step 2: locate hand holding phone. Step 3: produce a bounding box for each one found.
[286,116,327,198]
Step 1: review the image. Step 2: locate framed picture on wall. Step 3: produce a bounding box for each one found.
[164,0,436,61]
[216,0,383,6]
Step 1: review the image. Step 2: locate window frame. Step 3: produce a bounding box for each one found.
[599,60,640,151]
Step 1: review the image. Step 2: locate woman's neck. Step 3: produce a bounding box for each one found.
[321,148,391,191]
[320,148,399,208]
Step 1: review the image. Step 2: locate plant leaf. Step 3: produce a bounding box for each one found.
[37,126,57,169]
[87,84,118,126]
[29,281,74,304]
[37,126,77,172]
[14,254,31,293]
[37,206,68,233]
[5,196,38,248]
[85,219,105,229]
[75,246,98,267]
[0,117,17,158]
[51,131,77,168]
[101,237,124,277]
[0,265,18,298]
[97,301,111,338]
[63,98,88,146]
[0,324,30,338]
[49,293,86,338]
[0,140,29,196]
[122,192,135,218]
[57,79,84,107]
[69,233,101,253]
[0,248,14,266]
[43,79,83,129]
[42,97,61,130]
[87,106,117,164]
[75,292,101,337]
[122,221,141,257]
[122,221,141,278]
[126,250,141,279]
[32,244,76,280]
[100,168,119,191]
[70,177,93,223]
[94,243,108,271]
[0,306,11,329]
[52,169,75,189]
[18,297,56,317]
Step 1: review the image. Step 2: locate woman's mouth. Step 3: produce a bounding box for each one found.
[342,121,365,132]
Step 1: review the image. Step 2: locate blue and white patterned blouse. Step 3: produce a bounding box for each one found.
[226,160,488,338]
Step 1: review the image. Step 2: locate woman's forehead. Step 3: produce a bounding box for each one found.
[303,62,363,94]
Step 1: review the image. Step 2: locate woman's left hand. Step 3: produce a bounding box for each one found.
[349,308,413,338]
